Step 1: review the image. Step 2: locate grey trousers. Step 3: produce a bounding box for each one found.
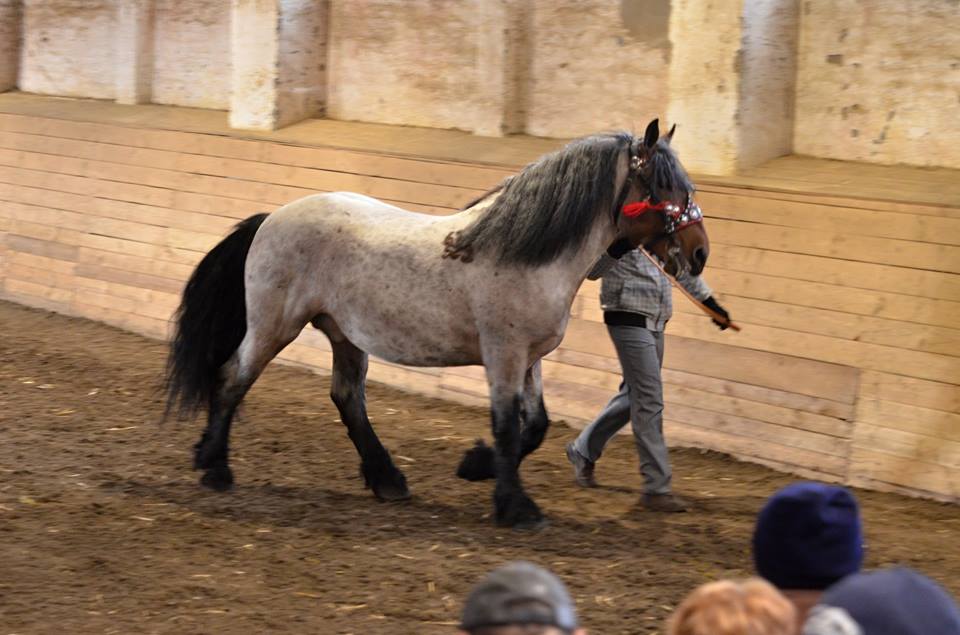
[571,325,672,494]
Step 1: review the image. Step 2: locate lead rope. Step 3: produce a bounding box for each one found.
[639,248,741,332]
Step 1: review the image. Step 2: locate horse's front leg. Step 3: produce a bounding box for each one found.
[456,360,548,482]
[486,356,545,529]
[518,359,549,461]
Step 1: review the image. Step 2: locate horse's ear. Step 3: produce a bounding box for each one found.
[643,118,660,148]
[664,123,677,145]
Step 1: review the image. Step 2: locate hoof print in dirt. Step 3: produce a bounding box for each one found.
[457,439,496,481]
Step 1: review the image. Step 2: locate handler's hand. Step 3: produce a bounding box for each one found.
[606,237,634,259]
[702,296,731,330]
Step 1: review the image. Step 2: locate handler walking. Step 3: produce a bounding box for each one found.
[565,239,731,512]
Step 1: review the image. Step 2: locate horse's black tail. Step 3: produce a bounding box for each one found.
[165,213,269,420]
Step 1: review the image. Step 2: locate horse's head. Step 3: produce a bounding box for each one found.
[617,120,709,276]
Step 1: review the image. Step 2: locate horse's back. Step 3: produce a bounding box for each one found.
[275,191,438,229]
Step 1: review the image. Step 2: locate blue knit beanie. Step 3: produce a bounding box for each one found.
[753,482,864,590]
[818,567,960,635]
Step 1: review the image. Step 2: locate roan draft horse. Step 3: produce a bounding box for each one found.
[165,119,709,528]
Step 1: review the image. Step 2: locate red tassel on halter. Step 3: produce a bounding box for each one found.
[621,200,669,217]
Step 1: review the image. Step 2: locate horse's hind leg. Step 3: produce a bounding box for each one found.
[328,336,410,501]
[194,363,248,491]
[195,318,302,490]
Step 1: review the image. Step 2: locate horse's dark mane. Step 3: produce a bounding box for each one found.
[459,182,505,212]
[452,132,635,266]
[452,132,693,266]
[648,139,694,195]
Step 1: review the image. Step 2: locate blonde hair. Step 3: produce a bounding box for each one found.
[668,578,797,635]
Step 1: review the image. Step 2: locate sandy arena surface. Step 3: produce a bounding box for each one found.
[1,300,957,634]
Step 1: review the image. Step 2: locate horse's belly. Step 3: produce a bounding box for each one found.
[346,318,482,367]
[326,278,483,367]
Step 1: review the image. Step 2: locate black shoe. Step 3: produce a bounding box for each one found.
[642,492,689,513]
[565,443,597,488]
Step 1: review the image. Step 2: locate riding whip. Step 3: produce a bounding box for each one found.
[639,248,741,332]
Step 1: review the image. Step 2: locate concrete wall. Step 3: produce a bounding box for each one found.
[230,0,326,130]
[795,0,960,168]
[737,0,798,168]
[666,0,743,174]
[0,0,20,92]
[667,0,799,174]
[474,0,529,136]
[326,0,478,131]
[526,0,670,139]
[19,0,117,99]
[152,0,230,109]
[277,0,326,123]
[4,0,959,169]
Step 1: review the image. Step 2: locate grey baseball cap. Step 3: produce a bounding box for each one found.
[460,561,579,632]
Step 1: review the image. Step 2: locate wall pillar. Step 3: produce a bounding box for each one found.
[115,0,155,105]
[667,0,798,175]
[230,0,326,131]
[473,0,528,137]
[0,0,21,93]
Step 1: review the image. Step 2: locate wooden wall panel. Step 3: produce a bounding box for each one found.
[1,102,958,502]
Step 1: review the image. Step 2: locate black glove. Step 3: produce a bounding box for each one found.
[702,296,730,330]
[606,237,635,259]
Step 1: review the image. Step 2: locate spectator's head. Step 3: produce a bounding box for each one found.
[753,482,864,591]
[667,577,796,635]
[809,567,960,635]
[458,562,585,635]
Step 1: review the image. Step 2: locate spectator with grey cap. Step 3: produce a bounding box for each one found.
[752,482,865,630]
[458,561,587,635]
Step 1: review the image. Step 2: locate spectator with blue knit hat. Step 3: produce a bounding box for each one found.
[752,482,865,629]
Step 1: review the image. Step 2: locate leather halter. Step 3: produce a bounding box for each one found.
[625,151,703,245]
[664,197,704,233]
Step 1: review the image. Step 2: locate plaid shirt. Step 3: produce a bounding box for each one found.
[587,250,712,331]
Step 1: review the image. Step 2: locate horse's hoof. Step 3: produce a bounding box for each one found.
[193,441,223,471]
[456,439,496,481]
[200,465,234,492]
[511,516,550,532]
[496,508,548,530]
[494,491,544,529]
[362,460,410,501]
[373,481,412,502]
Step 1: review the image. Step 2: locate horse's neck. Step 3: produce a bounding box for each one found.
[537,206,619,303]
[571,211,620,284]
[454,190,617,298]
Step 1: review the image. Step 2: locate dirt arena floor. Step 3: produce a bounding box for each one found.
[1,300,958,634]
